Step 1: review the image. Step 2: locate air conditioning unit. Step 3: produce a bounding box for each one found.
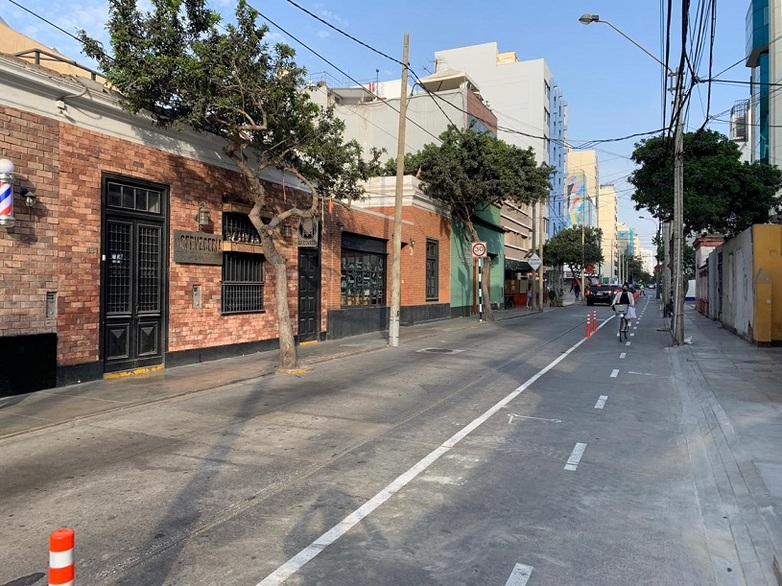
[771,214,782,224]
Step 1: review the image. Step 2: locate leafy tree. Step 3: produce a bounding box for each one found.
[630,129,782,238]
[79,0,374,369]
[543,226,603,279]
[389,126,552,321]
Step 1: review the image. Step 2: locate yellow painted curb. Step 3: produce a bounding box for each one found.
[277,367,312,375]
[103,364,164,380]
[299,340,319,347]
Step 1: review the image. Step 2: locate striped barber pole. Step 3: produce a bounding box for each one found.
[0,178,13,225]
[49,528,75,586]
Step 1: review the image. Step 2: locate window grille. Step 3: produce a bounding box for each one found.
[223,212,261,244]
[341,251,386,306]
[222,252,264,313]
[426,239,439,300]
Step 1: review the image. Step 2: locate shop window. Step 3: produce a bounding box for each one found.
[222,252,264,314]
[340,233,387,306]
[426,238,439,300]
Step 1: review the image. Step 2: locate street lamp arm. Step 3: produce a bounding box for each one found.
[580,14,673,75]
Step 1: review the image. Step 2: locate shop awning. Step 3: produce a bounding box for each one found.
[505,259,533,272]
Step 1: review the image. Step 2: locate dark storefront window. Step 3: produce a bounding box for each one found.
[222,252,264,313]
[426,238,439,300]
[341,233,387,306]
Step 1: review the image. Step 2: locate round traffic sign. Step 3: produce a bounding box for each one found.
[472,242,487,258]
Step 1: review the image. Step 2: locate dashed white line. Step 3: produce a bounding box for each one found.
[564,442,587,471]
[620,352,626,359]
[594,395,608,409]
[626,341,631,346]
[505,563,534,586]
[610,369,619,378]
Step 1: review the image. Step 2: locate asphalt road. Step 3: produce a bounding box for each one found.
[1,298,738,585]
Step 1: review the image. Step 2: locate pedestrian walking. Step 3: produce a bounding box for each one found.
[526,281,533,308]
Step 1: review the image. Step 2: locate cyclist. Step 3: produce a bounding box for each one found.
[611,282,636,330]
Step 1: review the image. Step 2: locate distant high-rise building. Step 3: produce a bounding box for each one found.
[598,184,619,281]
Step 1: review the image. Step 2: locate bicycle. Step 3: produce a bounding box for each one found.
[613,303,629,342]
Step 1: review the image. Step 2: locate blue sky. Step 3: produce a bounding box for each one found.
[2,0,751,248]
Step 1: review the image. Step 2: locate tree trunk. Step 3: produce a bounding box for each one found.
[271,254,298,370]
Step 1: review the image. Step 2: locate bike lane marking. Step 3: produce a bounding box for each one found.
[610,369,620,378]
[594,395,608,409]
[505,562,534,585]
[564,443,588,471]
[256,319,608,585]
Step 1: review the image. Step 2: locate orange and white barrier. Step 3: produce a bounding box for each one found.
[585,314,591,338]
[49,528,74,586]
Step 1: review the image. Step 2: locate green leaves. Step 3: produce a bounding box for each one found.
[543,226,603,274]
[630,129,782,237]
[78,0,369,209]
[391,126,551,226]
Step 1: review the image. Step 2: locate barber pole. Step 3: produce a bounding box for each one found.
[0,173,14,227]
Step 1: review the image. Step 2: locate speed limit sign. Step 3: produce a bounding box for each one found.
[471,241,487,258]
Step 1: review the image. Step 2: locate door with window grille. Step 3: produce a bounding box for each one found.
[298,248,320,342]
[101,176,167,373]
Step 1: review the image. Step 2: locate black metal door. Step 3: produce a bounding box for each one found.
[103,218,165,372]
[298,248,320,343]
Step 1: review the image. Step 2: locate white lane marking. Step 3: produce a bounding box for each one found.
[564,442,587,471]
[626,341,631,346]
[594,395,608,409]
[630,333,635,337]
[509,414,561,424]
[505,563,534,586]
[620,352,626,359]
[256,323,594,585]
[628,371,655,376]
[610,369,619,378]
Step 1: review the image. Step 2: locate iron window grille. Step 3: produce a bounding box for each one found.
[341,251,386,306]
[222,252,264,314]
[426,238,439,300]
[223,212,261,244]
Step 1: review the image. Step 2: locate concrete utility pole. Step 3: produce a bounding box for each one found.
[389,33,409,348]
[538,198,545,311]
[671,68,685,345]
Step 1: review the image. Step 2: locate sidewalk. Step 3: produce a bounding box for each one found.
[0,301,570,440]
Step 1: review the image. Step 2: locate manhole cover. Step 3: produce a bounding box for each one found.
[417,348,464,354]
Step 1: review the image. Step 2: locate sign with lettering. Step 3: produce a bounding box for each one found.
[173,230,223,265]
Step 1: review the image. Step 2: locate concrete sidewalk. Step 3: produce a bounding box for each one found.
[0,301,574,441]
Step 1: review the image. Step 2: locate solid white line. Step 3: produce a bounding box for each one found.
[564,442,587,471]
[594,395,608,409]
[505,563,534,586]
[620,352,626,359]
[256,326,593,585]
[610,369,619,378]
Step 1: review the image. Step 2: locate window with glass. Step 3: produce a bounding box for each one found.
[341,233,387,306]
[426,238,439,300]
[222,252,264,314]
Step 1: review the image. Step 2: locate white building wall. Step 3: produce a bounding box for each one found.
[717,229,755,340]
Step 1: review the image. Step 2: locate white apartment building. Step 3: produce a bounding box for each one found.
[598,183,619,281]
[433,42,569,252]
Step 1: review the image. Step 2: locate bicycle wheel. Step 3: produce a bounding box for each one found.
[618,318,625,342]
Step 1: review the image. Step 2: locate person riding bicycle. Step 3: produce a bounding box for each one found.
[611,282,636,329]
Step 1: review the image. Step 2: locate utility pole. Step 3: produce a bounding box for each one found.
[388,33,409,348]
[671,68,685,345]
[538,197,545,311]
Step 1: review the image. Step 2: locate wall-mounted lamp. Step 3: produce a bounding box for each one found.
[195,206,211,230]
[21,188,36,209]
[281,223,292,238]
[0,158,16,227]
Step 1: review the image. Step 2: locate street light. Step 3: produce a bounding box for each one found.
[580,13,685,345]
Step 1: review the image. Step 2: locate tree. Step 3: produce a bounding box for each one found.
[543,226,603,280]
[388,126,552,321]
[630,129,782,237]
[79,0,374,370]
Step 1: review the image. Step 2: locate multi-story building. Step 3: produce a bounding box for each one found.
[598,183,619,282]
[432,43,568,276]
[746,0,770,165]
[731,99,752,163]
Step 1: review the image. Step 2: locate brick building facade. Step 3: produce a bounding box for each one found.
[0,52,453,396]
